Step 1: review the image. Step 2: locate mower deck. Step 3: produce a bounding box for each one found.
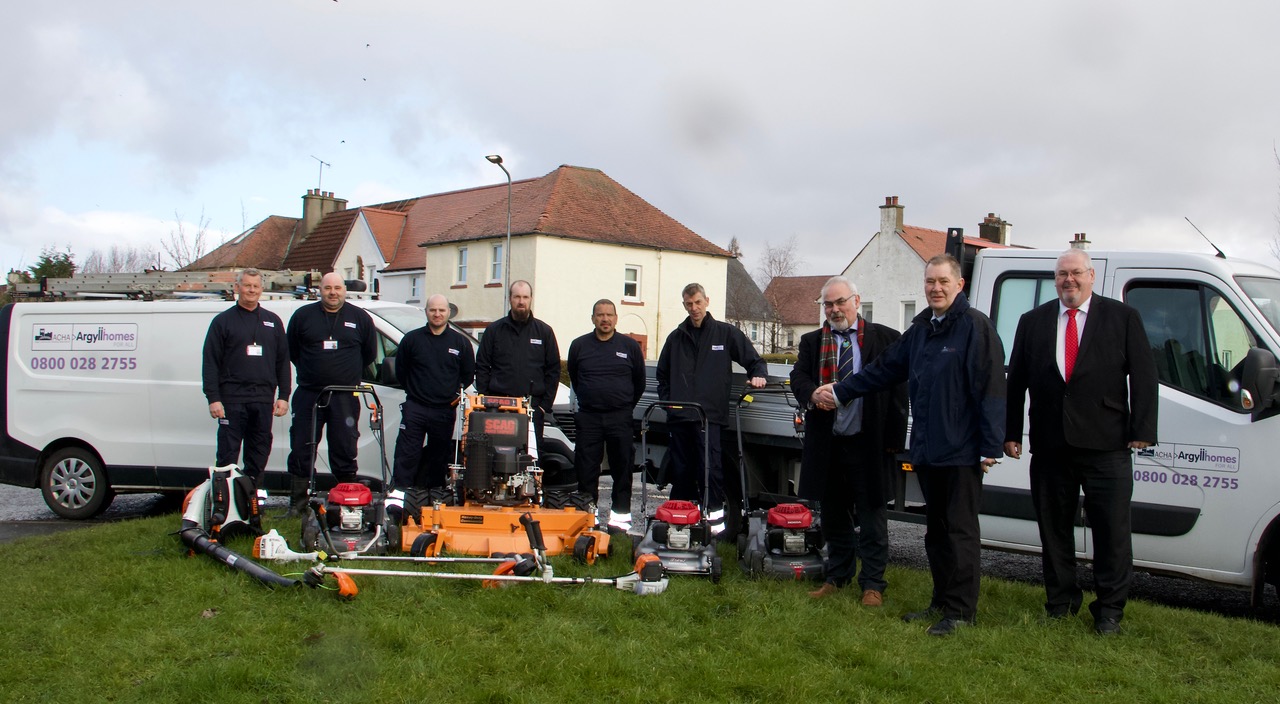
[402,504,611,562]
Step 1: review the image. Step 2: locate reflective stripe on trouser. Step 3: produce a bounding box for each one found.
[608,510,632,531]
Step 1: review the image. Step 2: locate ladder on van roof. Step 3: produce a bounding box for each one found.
[6,270,346,301]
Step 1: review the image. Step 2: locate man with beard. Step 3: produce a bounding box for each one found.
[791,276,907,606]
[475,280,561,453]
[285,272,377,512]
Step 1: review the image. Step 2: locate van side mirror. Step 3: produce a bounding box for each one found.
[380,356,400,387]
[1237,347,1278,414]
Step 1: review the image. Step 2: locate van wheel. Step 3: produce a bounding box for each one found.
[40,448,114,519]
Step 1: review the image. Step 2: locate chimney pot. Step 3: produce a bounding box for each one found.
[885,196,893,206]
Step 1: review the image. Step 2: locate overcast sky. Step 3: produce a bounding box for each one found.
[4,1,1280,279]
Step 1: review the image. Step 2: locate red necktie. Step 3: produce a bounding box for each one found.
[1064,308,1079,382]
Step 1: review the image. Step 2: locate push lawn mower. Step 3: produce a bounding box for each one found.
[299,385,396,557]
[306,512,667,598]
[733,383,826,580]
[632,401,722,582]
[399,393,610,563]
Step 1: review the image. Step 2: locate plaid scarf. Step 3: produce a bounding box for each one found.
[818,318,864,385]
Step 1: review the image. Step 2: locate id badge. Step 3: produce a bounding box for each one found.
[246,344,263,357]
[323,340,339,350]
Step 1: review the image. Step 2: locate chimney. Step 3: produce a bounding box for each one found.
[879,196,904,236]
[301,188,349,237]
[978,212,1012,245]
[1069,232,1091,250]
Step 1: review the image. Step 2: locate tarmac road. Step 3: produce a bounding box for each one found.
[4,477,1278,625]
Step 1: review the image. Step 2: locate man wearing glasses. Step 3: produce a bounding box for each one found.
[1004,248,1157,635]
[791,276,907,607]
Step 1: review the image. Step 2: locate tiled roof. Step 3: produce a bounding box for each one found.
[362,208,408,264]
[192,165,727,276]
[376,184,520,272]
[764,275,831,326]
[281,208,361,273]
[185,216,302,271]
[724,257,773,321]
[422,165,731,259]
[898,225,1008,263]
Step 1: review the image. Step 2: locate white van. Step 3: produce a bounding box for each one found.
[970,248,1280,604]
[0,298,576,519]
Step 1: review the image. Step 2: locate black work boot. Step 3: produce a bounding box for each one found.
[286,475,310,518]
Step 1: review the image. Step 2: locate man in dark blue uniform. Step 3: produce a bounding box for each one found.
[475,280,561,454]
[656,282,767,534]
[816,255,1006,636]
[285,272,377,510]
[391,294,475,496]
[201,268,291,493]
[568,299,646,531]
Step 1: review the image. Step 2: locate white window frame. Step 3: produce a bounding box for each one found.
[623,265,641,301]
[862,302,874,324]
[456,246,468,284]
[902,300,917,330]
[490,243,504,283]
[410,276,420,299]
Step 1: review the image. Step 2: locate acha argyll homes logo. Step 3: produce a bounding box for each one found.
[1135,443,1240,473]
[31,323,138,351]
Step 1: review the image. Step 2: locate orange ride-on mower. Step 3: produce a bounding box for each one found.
[632,401,722,582]
[306,512,668,598]
[399,393,611,563]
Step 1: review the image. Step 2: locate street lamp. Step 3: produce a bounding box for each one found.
[485,154,512,314]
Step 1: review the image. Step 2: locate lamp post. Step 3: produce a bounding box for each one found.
[485,154,512,314]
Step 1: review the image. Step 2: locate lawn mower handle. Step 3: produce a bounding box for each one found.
[735,380,796,408]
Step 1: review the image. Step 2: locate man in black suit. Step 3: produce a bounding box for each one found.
[1005,247,1158,635]
[791,276,907,607]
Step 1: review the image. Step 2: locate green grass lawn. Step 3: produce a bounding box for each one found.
[3,512,1279,704]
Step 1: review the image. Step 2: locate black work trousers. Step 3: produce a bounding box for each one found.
[215,401,274,481]
[392,399,458,490]
[287,386,361,481]
[574,408,635,509]
[668,421,724,510]
[916,463,984,620]
[1030,447,1134,622]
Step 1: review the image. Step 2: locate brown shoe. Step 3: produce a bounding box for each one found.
[809,582,839,599]
[861,589,884,607]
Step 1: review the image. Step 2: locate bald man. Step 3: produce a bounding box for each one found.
[391,294,475,497]
[285,272,377,512]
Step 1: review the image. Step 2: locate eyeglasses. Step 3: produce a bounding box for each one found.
[822,297,852,309]
[1055,269,1091,279]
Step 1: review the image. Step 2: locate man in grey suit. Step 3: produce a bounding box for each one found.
[1004,247,1158,635]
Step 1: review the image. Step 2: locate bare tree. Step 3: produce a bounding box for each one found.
[162,209,213,270]
[82,244,160,274]
[754,235,803,355]
[753,235,801,289]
